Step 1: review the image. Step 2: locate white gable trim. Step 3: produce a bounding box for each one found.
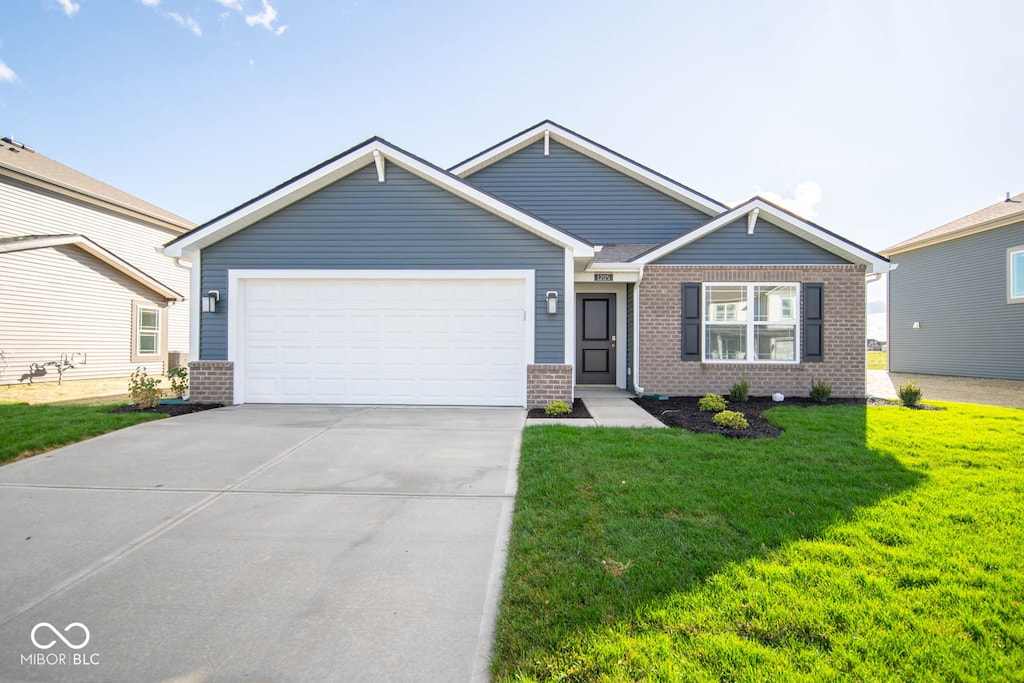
[449,121,726,217]
[164,139,593,258]
[0,234,183,300]
[635,199,891,274]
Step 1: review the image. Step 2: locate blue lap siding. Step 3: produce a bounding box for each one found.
[653,218,850,265]
[464,141,714,244]
[888,221,1024,379]
[199,163,566,363]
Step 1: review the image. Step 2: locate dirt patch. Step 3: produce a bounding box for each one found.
[527,398,592,419]
[109,403,224,417]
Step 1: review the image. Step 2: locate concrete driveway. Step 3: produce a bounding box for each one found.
[0,404,524,682]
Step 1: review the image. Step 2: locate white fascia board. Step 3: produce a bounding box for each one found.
[450,122,725,216]
[881,212,1024,257]
[1,234,183,300]
[636,200,891,274]
[165,139,593,258]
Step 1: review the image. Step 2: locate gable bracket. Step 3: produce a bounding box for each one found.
[373,150,386,183]
[747,208,759,235]
[544,130,550,156]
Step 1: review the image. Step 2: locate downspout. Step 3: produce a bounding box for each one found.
[632,265,645,395]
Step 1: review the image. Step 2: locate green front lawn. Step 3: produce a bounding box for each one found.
[868,350,888,370]
[0,402,165,465]
[494,402,1024,681]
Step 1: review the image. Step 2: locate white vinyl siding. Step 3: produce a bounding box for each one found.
[703,283,799,363]
[0,246,167,384]
[0,176,190,361]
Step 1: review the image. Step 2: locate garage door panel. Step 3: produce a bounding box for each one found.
[238,277,527,405]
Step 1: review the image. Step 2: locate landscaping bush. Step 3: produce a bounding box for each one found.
[128,367,161,408]
[544,400,572,416]
[809,377,833,403]
[697,393,727,412]
[712,409,749,429]
[728,376,750,402]
[167,366,189,399]
[898,380,923,407]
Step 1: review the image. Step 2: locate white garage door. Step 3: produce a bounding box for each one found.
[237,276,527,405]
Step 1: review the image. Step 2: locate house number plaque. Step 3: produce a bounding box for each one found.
[593,273,614,282]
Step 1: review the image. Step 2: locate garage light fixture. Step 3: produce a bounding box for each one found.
[202,290,220,313]
[546,290,558,314]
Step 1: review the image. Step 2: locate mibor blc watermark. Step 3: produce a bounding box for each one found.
[21,622,100,667]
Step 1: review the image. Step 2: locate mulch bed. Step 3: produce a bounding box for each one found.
[633,395,939,439]
[109,403,225,417]
[527,398,593,419]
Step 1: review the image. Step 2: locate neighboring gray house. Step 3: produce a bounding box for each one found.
[165,121,889,407]
[882,193,1024,380]
[0,137,194,385]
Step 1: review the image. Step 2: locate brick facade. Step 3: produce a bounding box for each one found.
[526,363,573,409]
[188,360,233,404]
[638,265,866,398]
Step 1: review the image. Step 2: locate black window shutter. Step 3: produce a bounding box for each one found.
[681,283,701,361]
[803,283,824,362]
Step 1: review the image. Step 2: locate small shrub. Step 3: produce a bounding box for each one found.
[167,366,189,399]
[809,377,833,403]
[544,400,572,416]
[698,393,727,412]
[713,409,749,430]
[128,367,161,408]
[898,380,923,407]
[728,376,750,402]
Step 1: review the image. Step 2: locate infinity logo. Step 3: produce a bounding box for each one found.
[30,623,90,650]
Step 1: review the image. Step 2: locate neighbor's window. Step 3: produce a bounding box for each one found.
[704,283,799,362]
[136,305,161,356]
[1010,247,1024,303]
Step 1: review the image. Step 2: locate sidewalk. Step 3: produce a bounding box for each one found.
[525,386,665,428]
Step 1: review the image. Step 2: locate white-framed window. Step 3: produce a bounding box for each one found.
[136,305,161,356]
[703,283,799,363]
[1009,246,1024,303]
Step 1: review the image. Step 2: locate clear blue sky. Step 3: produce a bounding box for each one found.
[3,0,1023,337]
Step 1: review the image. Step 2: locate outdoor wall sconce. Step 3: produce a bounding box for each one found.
[202,290,220,313]
[912,321,920,329]
[546,290,559,314]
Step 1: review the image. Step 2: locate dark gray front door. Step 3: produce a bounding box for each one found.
[576,293,616,384]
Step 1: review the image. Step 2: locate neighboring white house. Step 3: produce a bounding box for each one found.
[0,137,194,385]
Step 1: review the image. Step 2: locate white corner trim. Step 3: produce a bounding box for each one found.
[564,249,575,366]
[188,248,201,361]
[747,207,759,235]
[373,150,385,183]
[225,269,537,405]
[450,121,725,216]
[164,138,594,259]
[636,198,891,274]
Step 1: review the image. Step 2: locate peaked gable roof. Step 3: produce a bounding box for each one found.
[0,138,194,232]
[164,137,594,258]
[449,120,727,217]
[0,234,183,300]
[634,197,890,273]
[881,192,1024,256]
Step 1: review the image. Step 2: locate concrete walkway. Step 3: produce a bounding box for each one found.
[0,405,523,682]
[525,386,665,428]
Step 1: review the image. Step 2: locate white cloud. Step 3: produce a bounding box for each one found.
[748,180,823,220]
[167,12,203,37]
[0,57,18,84]
[139,0,161,6]
[56,0,80,16]
[246,0,287,35]
[213,0,243,10]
